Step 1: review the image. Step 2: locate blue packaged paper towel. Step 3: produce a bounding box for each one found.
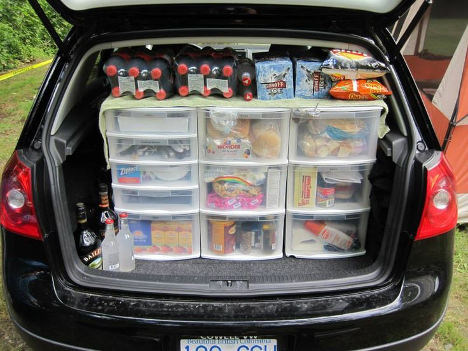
[295,59,332,99]
[255,57,294,100]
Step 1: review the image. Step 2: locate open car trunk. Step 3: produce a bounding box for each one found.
[44,32,412,297]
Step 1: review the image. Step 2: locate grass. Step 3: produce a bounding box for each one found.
[424,19,467,57]
[1,56,468,350]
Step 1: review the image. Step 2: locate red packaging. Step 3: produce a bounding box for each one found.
[329,79,392,100]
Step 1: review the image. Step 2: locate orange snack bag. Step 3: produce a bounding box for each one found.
[329,79,392,100]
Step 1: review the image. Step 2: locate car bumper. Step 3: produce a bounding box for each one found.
[2,229,454,351]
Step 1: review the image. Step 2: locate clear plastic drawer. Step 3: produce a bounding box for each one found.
[287,163,373,213]
[113,184,199,212]
[110,160,198,188]
[107,134,197,163]
[200,163,287,214]
[115,209,200,261]
[105,107,197,135]
[200,212,284,260]
[198,107,290,163]
[289,107,382,164]
[285,210,369,259]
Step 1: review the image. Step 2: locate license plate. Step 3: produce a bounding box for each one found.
[180,338,277,351]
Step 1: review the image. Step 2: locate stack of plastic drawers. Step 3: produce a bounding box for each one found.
[106,108,200,260]
[198,108,290,260]
[286,107,382,258]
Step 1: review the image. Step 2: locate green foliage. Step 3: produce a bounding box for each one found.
[0,0,71,71]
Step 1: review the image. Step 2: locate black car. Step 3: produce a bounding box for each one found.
[0,0,458,350]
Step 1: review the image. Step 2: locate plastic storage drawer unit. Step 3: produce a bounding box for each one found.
[285,210,369,259]
[289,106,382,164]
[287,163,373,213]
[107,134,197,163]
[110,160,198,188]
[105,107,197,135]
[199,107,290,163]
[200,163,286,214]
[112,184,199,212]
[200,212,284,260]
[115,209,200,261]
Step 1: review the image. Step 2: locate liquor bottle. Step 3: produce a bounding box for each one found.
[98,183,118,240]
[75,203,102,270]
[116,213,135,272]
[102,218,120,271]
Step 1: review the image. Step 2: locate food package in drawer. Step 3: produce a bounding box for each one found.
[107,134,197,162]
[113,184,199,212]
[110,160,198,187]
[105,107,197,135]
[285,211,369,258]
[199,107,290,162]
[200,212,284,260]
[200,163,286,213]
[289,107,382,163]
[287,163,373,213]
[115,210,200,260]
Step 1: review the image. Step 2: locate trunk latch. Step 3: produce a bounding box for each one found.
[209,280,249,291]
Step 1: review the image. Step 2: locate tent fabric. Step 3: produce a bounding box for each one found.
[445,125,468,194]
[420,92,449,146]
[433,25,468,122]
[456,49,468,125]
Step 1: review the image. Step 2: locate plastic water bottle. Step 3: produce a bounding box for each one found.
[103,48,133,98]
[117,213,135,272]
[237,58,255,86]
[102,218,120,271]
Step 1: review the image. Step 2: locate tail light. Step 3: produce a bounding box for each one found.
[0,151,42,240]
[416,152,457,240]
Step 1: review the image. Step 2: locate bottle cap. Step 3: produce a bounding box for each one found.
[134,90,144,99]
[151,68,162,80]
[222,65,233,77]
[177,64,189,75]
[119,213,128,218]
[76,202,85,210]
[105,218,114,225]
[128,67,140,77]
[304,221,326,236]
[106,65,118,77]
[99,183,108,193]
[156,89,166,100]
[242,75,251,86]
[178,86,189,96]
[223,88,233,98]
[244,92,253,101]
[111,86,121,97]
[203,87,211,97]
[200,64,211,75]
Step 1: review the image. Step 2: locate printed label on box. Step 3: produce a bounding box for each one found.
[295,60,332,99]
[118,76,136,94]
[266,169,281,208]
[256,58,294,100]
[188,74,204,93]
[205,138,252,160]
[137,80,160,92]
[206,78,229,93]
[130,220,152,246]
[117,164,141,184]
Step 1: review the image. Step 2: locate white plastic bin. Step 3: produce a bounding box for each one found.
[107,134,197,163]
[289,106,382,164]
[200,163,287,214]
[112,184,199,212]
[200,212,284,260]
[198,107,290,163]
[115,209,200,261]
[285,210,369,259]
[110,159,198,187]
[287,163,373,213]
[105,107,197,135]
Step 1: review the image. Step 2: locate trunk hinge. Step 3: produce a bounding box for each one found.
[28,0,70,61]
[390,0,432,62]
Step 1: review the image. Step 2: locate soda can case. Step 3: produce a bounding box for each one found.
[103,48,136,98]
[200,212,284,260]
[174,47,239,98]
[128,48,175,100]
[115,209,200,261]
[255,57,294,100]
[294,59,332,99]
[285,210,369,259]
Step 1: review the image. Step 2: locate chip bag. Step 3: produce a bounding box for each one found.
[329,79,392,100]
[321,49,389,81]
